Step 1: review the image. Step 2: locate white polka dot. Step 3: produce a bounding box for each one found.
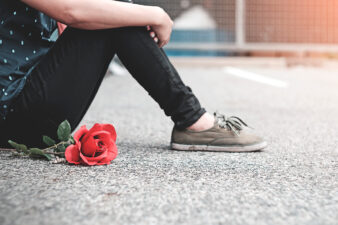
[26,7,29,11]
[13,11,16,15]
[9,30,13,35]
[28,32,32,36]
[10,109,14,112]
[2,88,4,92]
[4,92,7,96]
[33,50,36,54]
[8,75,13,80]
[25,57,29,61]
[11,49,15,53]
[34,19,37,23]
[0,20,4,25]
[3,59,7,63]
[21,24,25,28]
[21,40,24,45]
[0,39,2,45]
[3,105,7,109]
[40,32,43,36]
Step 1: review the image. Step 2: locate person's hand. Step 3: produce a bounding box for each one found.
[146,25,159,44]
[147,7,173,48]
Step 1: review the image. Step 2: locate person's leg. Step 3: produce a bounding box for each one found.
[114,27,266,152]
[114,26,206,129]
[0,26,206,148]
[0,27,117,148]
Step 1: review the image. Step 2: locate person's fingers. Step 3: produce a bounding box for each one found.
[159,40,166,48]
[160,39,169,48]
[146,25,151,31]
[157,39,163,48]
[154,37,159,43]
[150,31,156,38]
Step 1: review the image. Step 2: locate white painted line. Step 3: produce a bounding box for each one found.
[223,67,288,88]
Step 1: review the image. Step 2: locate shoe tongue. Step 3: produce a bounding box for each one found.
[214,115,223,129]
[214,114,245,133]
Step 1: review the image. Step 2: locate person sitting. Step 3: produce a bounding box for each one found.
[0,0,267,152]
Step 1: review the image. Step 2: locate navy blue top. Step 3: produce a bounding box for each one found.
[0,0,57,120]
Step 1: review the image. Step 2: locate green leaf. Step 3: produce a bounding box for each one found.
[70,136,75,144]
[8,140,28,153]
[42,135,56,147]
[43,153,52,161]
[29,148,44,155]
[29,148,52,161]
[56,144,66,153]
[57,120,71,141]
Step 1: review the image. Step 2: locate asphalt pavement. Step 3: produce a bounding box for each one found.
[0,58,337,225]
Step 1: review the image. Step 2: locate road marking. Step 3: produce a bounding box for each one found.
[223,67,288,88]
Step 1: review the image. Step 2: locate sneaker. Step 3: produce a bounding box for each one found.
[170,112,267,152]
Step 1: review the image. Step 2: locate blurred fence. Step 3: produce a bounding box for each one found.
[135,0,338,53]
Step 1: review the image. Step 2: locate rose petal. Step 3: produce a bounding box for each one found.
[79,150,108,166]
[102,124,117,142]
[98,142,118,165]
[78,152,93,166]
[81,123,117,143]
[110,142,118,157]
[73,125,89,143]
[96,161,111,165]
[81,134,99,157]
[73,123,118,166]
[89,131,113,148]
[81,123,103,144]
[87,150,108,163]
[65,144,81,164]
[81,131,111,157]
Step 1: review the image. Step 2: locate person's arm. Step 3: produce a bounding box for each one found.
[22,0,173,47]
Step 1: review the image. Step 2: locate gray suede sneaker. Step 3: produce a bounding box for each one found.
[170,112,267,152]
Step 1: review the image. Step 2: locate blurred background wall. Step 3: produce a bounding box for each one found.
[134,0,338,56]
[246,0,338,43]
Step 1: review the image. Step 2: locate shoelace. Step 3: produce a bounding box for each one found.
[214,112,251,136]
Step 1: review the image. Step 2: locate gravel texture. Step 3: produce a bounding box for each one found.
[0,61,337,225]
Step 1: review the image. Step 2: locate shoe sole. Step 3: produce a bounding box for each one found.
[170,141,267,152]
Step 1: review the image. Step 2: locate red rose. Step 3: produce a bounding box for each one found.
[65,123,118,166]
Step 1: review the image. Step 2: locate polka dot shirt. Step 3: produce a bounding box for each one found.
[0,0,57,121]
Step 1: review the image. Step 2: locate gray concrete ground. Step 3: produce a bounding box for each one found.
[0,58,337,225]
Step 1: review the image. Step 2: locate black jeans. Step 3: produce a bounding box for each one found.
[0,26,206,148]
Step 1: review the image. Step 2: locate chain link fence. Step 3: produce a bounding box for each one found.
[135,0,338,53]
